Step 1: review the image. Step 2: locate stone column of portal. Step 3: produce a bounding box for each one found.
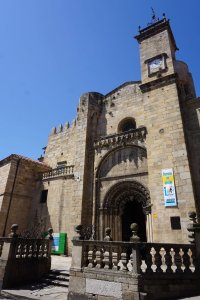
[146,213,153,242]
[114,209,118,241]
[118,215,122,241]
[104,209,108,234]
[99,208,104,241]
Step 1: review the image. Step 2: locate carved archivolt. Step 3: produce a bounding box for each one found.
[97,145,147,179]
[103,180,151,215]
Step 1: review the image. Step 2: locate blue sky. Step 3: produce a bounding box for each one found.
[0,0,200,160]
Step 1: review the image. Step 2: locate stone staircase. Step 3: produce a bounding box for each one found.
[1,256,71,299]
[41,269,70,288]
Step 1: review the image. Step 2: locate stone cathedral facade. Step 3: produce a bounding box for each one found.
[0,17,200,254]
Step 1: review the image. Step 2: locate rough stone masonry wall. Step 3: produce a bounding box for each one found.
[0,158,46,236]
[97,83,144,138]
[139,29,176,85]
[0,162,12,235]
[43,93,102,253]
[181,98,200,217]
[143,83,196,243]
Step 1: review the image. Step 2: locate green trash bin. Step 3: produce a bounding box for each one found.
[51,233,67,255]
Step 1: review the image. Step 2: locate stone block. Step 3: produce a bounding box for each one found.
[68,276,86,294]
[86,278,122,299]
[68,291,88,300]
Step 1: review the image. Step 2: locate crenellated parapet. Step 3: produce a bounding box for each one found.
[50,120,75,135]
[49,93,104,137]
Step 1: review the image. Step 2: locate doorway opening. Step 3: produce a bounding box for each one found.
[122,200,146,242]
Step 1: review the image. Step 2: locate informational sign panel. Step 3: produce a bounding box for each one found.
[51,233,67,255]
[162,168,177,207]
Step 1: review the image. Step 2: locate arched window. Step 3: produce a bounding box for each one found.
[118,118,136,133]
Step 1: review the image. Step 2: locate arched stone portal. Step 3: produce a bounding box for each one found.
[98,181,152,242]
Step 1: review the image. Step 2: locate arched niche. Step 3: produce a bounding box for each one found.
[97,145,147,179]
[118,117,136,133]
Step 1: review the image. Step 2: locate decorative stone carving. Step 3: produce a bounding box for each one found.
[94,126,147,152]
[104,227,113,241]
[103,180,151,215]
[9,224,19,238]
[97,145,147,179]
[130,223,140,242]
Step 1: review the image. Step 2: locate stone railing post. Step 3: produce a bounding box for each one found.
[187,212,200,271]
[0,241,11,290]
[131,244,142,275]
[0,237,17,290]
[70,239,84,272]
[129,223,141,275]
[0,224,20,289]
[46,228,54,271]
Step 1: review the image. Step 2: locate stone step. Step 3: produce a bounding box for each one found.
[50,269,70,276]
[40,277,69,288]
[45,273,69,282]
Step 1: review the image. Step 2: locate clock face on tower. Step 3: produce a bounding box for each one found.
[149,58,162,69]
[148,56,166,75]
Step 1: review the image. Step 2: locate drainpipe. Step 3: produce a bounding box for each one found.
[3,158,21,236]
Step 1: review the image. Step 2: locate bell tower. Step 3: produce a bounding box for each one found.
[135,15,178,87]
[135,15,197,243]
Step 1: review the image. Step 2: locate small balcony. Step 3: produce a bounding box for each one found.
[42,165,74,180]
[94,126,147,151]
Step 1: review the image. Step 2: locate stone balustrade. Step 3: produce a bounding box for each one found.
[94,126,147,150]
[72,240,197,275]
[69,240,199,299]
[0,237,51,289]
[42,165,74,179]
[14,238,50,259]
[140,243,196,274]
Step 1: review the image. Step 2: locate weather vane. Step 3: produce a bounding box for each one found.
[147,7,160,26]
[138,9,167,33]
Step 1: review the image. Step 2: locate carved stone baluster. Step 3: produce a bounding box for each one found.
[22,243,26,258]
[170,248,177,273]
[95,249,104,269]
[112,249,118,271]
[16,243,21,258]
[159,247,167,273]
[120,251,128,271]
[183,247,191,273]
[150,247,157,272]
[87,248,95,268]
[174,248,183,273]
[128,253,133,272]
[188,248,195,273]
[103,251,110,270]
[179,248,185,272]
